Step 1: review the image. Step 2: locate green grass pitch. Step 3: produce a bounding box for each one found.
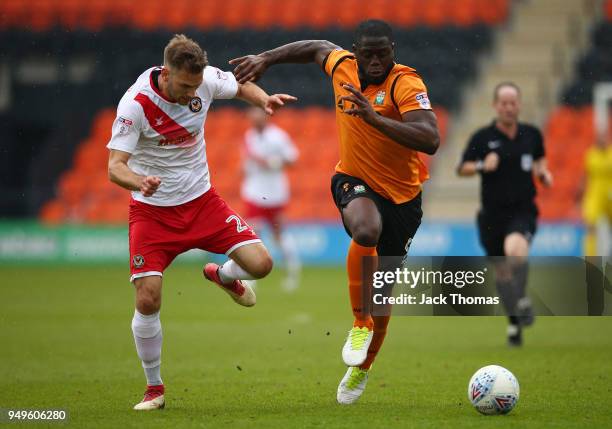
[1,264,611,428]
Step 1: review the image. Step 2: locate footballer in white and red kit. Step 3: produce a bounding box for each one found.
[107,34,295,411]
[241,107,301,291]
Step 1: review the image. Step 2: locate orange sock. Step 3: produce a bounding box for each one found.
[360,315,390,370]
[347,240,377,330]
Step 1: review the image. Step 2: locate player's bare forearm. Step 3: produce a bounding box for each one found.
[368,113,440,155]
[236,82,297,115]
[108,149,161,196]
[108,155,143,191]
[236,82,269,109]
[259,40,339,66]
[230,40,339,83]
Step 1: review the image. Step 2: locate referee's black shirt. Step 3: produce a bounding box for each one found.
[461,121,545,211]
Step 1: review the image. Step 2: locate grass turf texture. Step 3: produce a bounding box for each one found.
[1,264,611,428]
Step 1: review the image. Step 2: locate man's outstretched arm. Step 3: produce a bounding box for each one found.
[230,40,340,84]
[235,81,297,115]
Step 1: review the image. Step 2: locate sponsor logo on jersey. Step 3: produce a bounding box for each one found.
[415,92,431,109]
[488,140,501,149]
[118,116,133,135]
[132,254,145,268]
[158,128,201,147]
[216,69,228,80]
[353,185,366,194]
[374,90,386,105]
[189,97,202,113]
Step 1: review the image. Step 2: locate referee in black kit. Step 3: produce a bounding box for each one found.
[457,82,553,346]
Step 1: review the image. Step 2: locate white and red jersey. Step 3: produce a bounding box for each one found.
[241,124,298,207]
[107,66,238,206]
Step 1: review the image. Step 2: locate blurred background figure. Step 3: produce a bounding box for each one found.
[582,136,612,256]
[241,107,301,291]
[457,82,553,347]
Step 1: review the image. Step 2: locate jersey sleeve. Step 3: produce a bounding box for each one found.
[461,131,486,163]
[322,49,351,77]
[392,74,432,114]
[533,128,545,159]
[204,66,239,100]
[106,99,143,154]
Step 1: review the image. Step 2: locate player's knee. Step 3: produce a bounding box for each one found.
[134,279,162,313]
[137,293,161,314]
[249,253,274,279]
[352,224,381,247]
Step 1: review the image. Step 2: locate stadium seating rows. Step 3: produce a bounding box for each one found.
[39,107,448,224]
[562,20,612,105]
[0,0,509,31]
[536,106,610,221]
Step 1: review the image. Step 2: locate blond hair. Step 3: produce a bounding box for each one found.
[163,34,208,73]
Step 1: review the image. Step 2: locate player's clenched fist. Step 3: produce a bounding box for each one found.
[140,176,161,197]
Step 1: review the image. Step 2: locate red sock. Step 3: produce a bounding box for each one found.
[347,240,377,330]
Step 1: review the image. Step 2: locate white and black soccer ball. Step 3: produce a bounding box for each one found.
[468,365,520,415]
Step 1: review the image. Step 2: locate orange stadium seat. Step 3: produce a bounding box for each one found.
[388,0,420,27]
[0,0,27,28]
[449,0,478,27]
[422,0,449,27]
[40,200,67,225]
[3,0,512,30]
[28,0,56,31]
[606,0,612,19]
[535,105,606,221]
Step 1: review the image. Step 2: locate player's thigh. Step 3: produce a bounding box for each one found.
[330,173,382,246]
[377,193,423,257]
[342,197,383,245]
[228,242,273,279]
[133,275,163,314]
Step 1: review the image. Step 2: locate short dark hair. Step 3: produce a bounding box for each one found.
[493,82,521,101]
[354,19,394,45]
[164,34,208,74]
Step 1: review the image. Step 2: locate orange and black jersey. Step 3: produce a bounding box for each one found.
[322,49,434,204]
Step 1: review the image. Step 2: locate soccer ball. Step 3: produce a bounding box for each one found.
[468,365,520,415]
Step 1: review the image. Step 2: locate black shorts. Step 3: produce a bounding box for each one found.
[331,173,423,257]
[477,204,538,256]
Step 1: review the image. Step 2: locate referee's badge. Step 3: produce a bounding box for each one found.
[521,154,533,171]
[374,90,386,105]
[189,97,202,113]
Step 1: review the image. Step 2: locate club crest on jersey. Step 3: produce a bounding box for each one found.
[342,182,350,192]
[189,97,202,113]
[374,90,386,105]
[353,185,366,194]
[132,254,145,268]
